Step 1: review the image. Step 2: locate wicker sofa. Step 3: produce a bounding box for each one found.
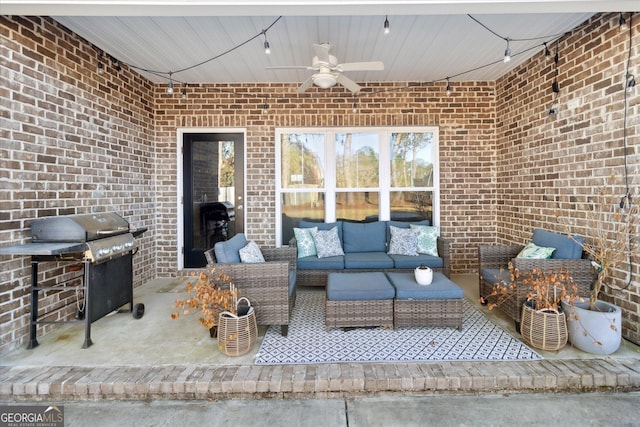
[478,228,596,331]
[290,219,451,287]
[205,233,296,336]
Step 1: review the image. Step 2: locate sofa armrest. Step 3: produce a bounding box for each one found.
[213,261,290,291]
[262,246,296,269]
[478,244,523,271]
[437,237,451,278]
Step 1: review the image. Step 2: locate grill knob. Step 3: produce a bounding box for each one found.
[98,247,111,257]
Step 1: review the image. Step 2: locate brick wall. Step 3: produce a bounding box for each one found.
[155,82,498,276]
[496,13,639,344]
[0,16,157,352]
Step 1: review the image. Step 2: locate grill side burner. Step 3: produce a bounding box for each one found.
[0,212,145,349]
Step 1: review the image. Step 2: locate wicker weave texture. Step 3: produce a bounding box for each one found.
[520,304,567,351]
[477,244,596,324]
[207,245,296,335]
[325,299,394,330]
[217,308,258,356]
[394,299,462,330]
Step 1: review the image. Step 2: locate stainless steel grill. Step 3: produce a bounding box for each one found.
[0,212,146,349]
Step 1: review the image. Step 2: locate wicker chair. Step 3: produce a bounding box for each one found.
[204,244,296,336]
[478,230,596,332]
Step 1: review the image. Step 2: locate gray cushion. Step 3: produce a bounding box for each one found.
[213,233,247,263]
[388,254,444,269]
[342,221,387,253]
[481,268,510,285]
[344,252,394,269]
[327,272,395,301]
[387,272,463,300]
[296,255,344,270]
[532,228,583,259]
[289,270,297,296]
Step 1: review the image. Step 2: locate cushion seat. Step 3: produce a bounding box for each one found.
[327,272,395,301]
[297,255,344,270]
[344,252,394,269]
[388,254,444,269]
[386,272,463,300]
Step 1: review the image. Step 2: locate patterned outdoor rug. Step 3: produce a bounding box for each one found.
[255,288,542,365]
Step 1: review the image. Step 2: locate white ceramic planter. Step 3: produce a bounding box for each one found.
[562,300,622,355]
[414,266,433,285]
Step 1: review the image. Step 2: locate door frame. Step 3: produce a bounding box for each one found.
[176,127,247,271]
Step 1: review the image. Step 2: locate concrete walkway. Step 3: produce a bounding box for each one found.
[4,393,640,426]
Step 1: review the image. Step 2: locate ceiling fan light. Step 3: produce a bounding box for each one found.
[312,74,336,89]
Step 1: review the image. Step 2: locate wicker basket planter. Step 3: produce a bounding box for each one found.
[217,297,258,356]
[520,301,567,351]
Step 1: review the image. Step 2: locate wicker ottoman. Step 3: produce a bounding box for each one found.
[386,272,463,330]
[325,272,395,331]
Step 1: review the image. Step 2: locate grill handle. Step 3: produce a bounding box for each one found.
[96,227,129,235]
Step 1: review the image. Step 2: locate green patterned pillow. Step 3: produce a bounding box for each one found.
[294,227,318,258]
[517,242,555,259]
[410,224,439,256]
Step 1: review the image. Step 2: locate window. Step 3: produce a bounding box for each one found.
[276,127,439,245]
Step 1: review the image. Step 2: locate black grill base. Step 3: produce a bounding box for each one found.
[27,253,135,349]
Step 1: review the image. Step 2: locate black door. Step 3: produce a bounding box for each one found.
[183,132,244,268]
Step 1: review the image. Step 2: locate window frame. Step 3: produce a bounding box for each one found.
[275,126,439,246]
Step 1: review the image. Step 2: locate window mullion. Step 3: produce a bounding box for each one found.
[325,130,336,222]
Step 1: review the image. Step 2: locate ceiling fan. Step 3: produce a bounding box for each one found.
[267,43,384,93]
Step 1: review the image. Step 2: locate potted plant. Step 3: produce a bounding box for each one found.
[557,173,639,354]
[414,263,433,285]
[170,266,238,337]
[483,262,581,351]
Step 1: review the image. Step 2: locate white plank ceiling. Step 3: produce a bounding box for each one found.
[4,1,635,87]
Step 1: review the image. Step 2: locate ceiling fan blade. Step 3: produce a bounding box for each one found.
[338,61,384,72]
[296,76,314,93]
[335,74,361,93]
[266,66,312,70]
[312,43,331,64]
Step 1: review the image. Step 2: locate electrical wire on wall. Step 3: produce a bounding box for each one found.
[618,12,637,291]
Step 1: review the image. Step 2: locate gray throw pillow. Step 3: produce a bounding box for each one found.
[387,225,418,256]
[311,226,345,258]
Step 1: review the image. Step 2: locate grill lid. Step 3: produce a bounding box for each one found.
[31,212,130,242]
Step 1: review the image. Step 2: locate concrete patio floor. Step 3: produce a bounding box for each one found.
[1,274,639,401]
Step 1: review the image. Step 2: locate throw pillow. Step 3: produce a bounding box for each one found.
[410,224,439,256]
[387,225,418,256]
[239,240,265,263]
[311,226,345,258]
[516,242,555,259]
[294,227,318,258]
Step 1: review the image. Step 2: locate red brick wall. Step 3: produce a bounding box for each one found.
[0,16,157,352]
[496,13,640,344]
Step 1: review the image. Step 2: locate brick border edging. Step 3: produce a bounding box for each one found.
[2,359,639,401]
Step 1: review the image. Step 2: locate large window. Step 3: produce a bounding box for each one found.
[276,127,439,245]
